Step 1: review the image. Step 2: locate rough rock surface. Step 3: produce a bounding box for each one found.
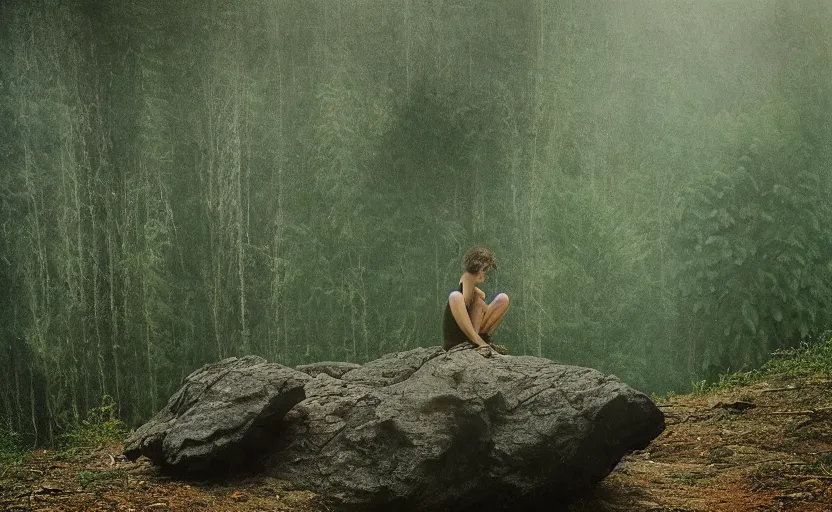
[123,356,310,473]
[295,361,362,379]
[268,345,665,510]
[125,346,664,510]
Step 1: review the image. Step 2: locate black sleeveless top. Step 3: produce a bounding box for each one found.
[442,282,470,350]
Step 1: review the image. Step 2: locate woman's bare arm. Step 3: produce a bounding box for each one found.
[461,277,475,308]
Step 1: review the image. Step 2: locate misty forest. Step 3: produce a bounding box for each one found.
[1,0,831,446]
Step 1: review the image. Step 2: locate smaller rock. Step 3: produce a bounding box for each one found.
[123,356,310,473]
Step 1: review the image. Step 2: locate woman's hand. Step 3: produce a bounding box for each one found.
[475,345,493,358]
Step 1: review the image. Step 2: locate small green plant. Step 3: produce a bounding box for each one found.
[0,428,29,466]
[58,395,127,457]
[651,390,678,403]
[691,380,710,395]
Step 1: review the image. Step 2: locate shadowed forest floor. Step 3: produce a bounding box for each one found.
[1,372,830,512]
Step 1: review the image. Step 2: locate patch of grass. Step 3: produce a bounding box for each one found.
[0,428,30,466]
[671,471,706,485]
[77,469,127,488]
[57,395,127,458]
[692,369,762,395]
[714,370,762,391]
[651,390,678,403]
[761,333,832,377]
[691,380,709,395]
[691,332,832,394]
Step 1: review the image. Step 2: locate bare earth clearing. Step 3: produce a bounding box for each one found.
[2,372,830,512]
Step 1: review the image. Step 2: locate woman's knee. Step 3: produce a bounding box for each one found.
[496,293,510,307]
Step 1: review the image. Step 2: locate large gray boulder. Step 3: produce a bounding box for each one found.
[124,346,664,510]
[269,345,664,510]
[123,355,310,472]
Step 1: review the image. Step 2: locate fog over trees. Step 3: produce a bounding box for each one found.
[1,0,830,444]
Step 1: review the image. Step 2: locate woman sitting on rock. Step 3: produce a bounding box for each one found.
[442,247,510,357]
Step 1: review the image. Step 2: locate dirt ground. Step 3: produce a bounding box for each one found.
[1,372,830,512]
[572,372,832,512]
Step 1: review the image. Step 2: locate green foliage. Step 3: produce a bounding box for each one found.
[760,332,832,377]
[0,429,29,465]
[691,332,832,394]
[674,102,832,372]
[690,380,710,396]
[531,186,659,390]
[57,396,127,456]
[711,370,761,393]
[651,390,678,403]
[2,0,832,440]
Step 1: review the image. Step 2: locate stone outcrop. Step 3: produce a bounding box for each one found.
[123,356,310,473]
[124,346,665,510]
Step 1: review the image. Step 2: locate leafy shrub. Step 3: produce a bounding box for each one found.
[58,395,126,456]
[673,102,832,373]
[0,428,29,465]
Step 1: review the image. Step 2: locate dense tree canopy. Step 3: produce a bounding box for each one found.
[1,0,830,444]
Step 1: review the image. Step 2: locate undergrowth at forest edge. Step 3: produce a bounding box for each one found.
[688,331,832,396]
[0,428,28,466]
[1,395,126,464]
[56,395,127,459]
